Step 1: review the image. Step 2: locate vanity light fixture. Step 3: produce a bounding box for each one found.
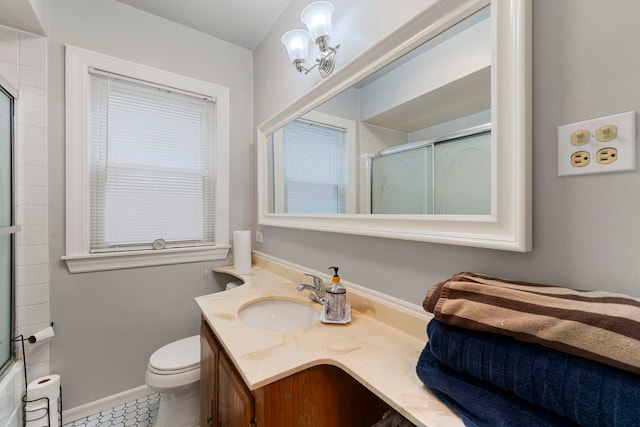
[281,1,340,78]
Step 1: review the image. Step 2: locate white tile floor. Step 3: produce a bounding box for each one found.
[61,393,159,427]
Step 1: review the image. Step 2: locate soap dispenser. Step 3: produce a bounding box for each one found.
[325,266,346,321]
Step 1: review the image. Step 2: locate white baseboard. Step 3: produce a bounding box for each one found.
[62,385,153,424]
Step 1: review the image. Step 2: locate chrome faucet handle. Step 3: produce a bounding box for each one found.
[297,273,325,305]
[303,273,323,290]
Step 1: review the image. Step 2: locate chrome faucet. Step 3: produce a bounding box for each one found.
[296,273,325,304]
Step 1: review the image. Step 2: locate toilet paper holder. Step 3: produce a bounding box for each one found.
[12,331,62,427]
[22,390,61,427]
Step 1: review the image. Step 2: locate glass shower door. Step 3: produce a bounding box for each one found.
[0,85,15,375]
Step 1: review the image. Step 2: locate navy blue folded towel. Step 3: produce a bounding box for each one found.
[422,318,640,427]
[417,343,578,426]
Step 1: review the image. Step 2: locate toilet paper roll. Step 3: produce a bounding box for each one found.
[27,326,55,348]
[233,230,252,274]
[226,280,243,290]
[26,375,61,427]
[24,401,51,427]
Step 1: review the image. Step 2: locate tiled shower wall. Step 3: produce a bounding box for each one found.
[0,24,49,382]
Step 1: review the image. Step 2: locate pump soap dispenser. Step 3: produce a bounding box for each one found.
[323,266,350,323]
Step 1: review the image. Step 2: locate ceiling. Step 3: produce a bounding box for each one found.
[0,0,47,35]
[114,0,292,50]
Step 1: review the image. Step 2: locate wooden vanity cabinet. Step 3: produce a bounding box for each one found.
[200,319,219,426]
[253,364,392,426]
[200,318,391,427]
[218,351,255,426]
[201,318,255,427]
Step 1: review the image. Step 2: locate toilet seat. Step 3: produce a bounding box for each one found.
[145,366,201,392]
[145,335,201,393]
[148,335,200,375]
[148,364,199,375]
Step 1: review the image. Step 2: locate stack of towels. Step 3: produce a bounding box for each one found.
[416,272,640,427]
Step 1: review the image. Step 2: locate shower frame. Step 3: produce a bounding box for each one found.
[0,76,18,380]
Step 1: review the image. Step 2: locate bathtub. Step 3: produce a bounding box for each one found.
[0,362,24,427]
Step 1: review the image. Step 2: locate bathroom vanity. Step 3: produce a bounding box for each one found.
[195,254,464,426]
[201,319,391,426]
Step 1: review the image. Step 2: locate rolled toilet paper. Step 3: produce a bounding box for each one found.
[27,326,55,348]
[226,280,243,290]
[24,401,50,427]
[233,230,252,274]
[26,375,61,427]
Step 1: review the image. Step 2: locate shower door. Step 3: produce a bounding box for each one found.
[0,83,15,376]
[370,128,491,215]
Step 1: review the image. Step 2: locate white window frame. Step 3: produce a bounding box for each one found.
[63,45,230,273]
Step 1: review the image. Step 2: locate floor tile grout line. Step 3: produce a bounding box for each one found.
[61,393,159,427]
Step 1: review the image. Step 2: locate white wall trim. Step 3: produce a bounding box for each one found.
[62,385,153,424]
[252,250,427,316]
[62,246,231,273]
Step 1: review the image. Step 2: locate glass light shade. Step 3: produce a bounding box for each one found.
[300,1,334,41]
[281,29,310,62]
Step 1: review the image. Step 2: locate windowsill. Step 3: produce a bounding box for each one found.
[62,245,231,273]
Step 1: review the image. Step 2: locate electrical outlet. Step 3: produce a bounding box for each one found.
[558,111,636,176]
[596,147,618,164]
[255,231,264,244]
[570,151,590,167]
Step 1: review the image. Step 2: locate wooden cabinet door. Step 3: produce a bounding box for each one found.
[202,320,388,427]
[254,364,391,427]
[218,351,255,427]
[200,320,219,427]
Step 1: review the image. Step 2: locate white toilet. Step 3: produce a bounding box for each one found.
[145,335,201,427]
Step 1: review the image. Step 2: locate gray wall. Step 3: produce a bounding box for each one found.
[254,0,640,305]
[47,0,253,407]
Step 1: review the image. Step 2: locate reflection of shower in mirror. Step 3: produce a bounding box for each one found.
[369,124,491,215]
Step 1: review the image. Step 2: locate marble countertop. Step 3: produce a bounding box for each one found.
[195,254,463,427]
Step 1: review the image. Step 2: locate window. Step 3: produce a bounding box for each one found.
[64,46,230,273]
[272,111,356,214]
[89,72,217,250]
[282,119,346,213]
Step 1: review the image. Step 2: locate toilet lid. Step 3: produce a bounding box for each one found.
[149,335,200,372]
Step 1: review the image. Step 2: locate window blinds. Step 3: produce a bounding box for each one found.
[89,72,216,251]
[281,120,346,214]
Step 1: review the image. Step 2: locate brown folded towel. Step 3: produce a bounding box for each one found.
[423,272,640,375]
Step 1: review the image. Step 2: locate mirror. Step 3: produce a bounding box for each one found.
[257,0,531,251]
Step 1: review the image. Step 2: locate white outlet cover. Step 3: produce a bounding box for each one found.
[557,111,636,176]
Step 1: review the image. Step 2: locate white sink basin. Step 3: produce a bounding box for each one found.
[238,299,319,332]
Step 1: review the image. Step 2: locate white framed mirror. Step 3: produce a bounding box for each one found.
[257,0,531,252]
